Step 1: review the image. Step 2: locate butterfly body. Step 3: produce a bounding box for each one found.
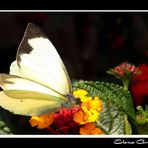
[0,23,73,116]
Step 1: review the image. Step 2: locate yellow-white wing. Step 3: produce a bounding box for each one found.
[10,23,71,96]
[0,74,68,116]
[0,74,67,98]
[0,91,63,116]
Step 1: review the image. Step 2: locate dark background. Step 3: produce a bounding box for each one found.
[0,12,147,82]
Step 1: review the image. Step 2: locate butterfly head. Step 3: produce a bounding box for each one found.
[62,94,79,108]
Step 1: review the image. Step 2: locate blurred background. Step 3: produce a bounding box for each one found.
[0,12,147,106]
[0,12,147,78]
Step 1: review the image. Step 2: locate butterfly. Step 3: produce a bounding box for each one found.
[0,23,74,116]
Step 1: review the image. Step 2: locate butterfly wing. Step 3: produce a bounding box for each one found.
[0,23,72,116]
[0,74,68,99]
[0,74,68,115]
[10,23,72,96]
[0,91,63,116]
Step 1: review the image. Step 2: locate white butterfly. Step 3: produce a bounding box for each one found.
[0,23,73,116]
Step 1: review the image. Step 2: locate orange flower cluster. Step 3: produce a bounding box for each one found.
[29,114,54,129]
[80,123,104,135]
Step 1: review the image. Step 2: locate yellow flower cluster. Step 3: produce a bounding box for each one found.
[73,89,103,124]
[73,89,104,135]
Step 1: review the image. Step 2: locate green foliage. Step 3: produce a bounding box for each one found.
[96,101,132,134]
[136,105,148,134]
[0,108,14,134]
[72,80,135,134]
[136,105,148,125]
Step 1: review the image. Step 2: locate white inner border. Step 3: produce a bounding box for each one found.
[0,10,148,12]
[0,135,148,138]
[0,10,147,138]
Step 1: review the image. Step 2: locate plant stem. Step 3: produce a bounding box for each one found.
[122,79,129,91]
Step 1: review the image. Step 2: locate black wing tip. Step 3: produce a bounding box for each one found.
[26,23,39,33]
[26,23,39,29]
[16,22,47,58]
[24,22,47,38]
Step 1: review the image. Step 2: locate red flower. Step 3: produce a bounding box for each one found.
[53,107,80,134]
[113,62,139,77]
[130,64,148,106]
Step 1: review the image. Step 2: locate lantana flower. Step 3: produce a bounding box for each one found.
[29,113,54,129]
[73,89,103,135]
[80,123,104,135]
[107,62,140,90]
[73,96,103,124]
[53,107,80,134]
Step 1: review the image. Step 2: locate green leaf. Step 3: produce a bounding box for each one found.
[125,114,132,134]
[96,101,132,134]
